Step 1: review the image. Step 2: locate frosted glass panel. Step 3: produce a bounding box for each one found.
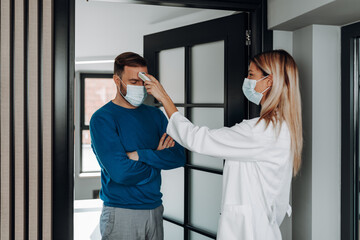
[191,108,224,129]
[160,107,185,120]
[190,170,222,234]
[164,221,183,240]
[191,41,224,103]
[190,108,224,169]
[159,47,185,103]
[190,231,213,240]
[161,167,184,222]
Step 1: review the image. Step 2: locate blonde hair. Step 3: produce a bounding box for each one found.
[252,50,303,176]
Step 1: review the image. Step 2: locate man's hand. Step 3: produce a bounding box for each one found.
[127,151,139,161]
[157,133,175,150]
[126,134,175,161]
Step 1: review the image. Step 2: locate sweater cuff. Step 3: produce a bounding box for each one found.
[137,149,150,164]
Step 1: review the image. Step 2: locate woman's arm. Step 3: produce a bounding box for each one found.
[143,73,265,161]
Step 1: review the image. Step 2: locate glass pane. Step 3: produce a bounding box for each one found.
[84,77,116,125]
[82,130,100,172]
[161,167,184,222]
[164,221,184,240]
[191,41,224,103]
[190,108,224,169]
[160,107,185,120]
[190,231,214,240]
[190,170,222,234]
[159,47,185,103]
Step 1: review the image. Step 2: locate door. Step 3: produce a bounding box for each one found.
[144,13,249,240]
[341,21,360,240]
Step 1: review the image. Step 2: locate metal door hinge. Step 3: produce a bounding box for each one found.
[246,30,251,46]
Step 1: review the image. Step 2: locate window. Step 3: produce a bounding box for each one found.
[80,73,116,173]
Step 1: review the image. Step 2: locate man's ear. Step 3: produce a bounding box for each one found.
[113,74,120,85]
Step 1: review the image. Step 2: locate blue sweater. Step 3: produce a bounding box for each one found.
[90,101,185,209]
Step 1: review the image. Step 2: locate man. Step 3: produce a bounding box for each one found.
[90,52,185,240]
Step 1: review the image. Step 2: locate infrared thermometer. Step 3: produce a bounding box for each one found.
[138,72,151,82]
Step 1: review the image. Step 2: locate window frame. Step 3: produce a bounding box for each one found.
[79,72,114,174]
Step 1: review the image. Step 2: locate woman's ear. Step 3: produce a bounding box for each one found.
[266,74,273,87]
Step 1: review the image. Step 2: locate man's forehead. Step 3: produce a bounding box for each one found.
[123,65,147,74]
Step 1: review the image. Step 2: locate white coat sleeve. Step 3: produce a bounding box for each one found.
[166,112,265,160]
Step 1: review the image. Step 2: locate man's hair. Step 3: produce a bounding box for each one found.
[114,52,147,77]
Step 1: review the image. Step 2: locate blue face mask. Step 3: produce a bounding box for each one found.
[242,76,270,105]
[119,80,147,107]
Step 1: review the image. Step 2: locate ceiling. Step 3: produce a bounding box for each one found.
[75,0,236,63]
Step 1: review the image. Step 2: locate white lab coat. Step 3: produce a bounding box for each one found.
[167,112,292,240]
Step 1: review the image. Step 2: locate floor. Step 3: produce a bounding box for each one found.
[74,199,102,240]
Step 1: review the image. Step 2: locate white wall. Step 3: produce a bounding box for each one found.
[273,30,293,55]
[274,25,341,240]
[268,0,335,29]
[311,25,341,240]
[273,30,293,240]
[292,26,314,240]
[268,0,360,30]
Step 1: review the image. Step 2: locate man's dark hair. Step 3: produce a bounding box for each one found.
[114,52,147,77]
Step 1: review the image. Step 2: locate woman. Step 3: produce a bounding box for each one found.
[136,50,302,240]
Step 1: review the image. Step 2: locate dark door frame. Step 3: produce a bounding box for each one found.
[54,0,271,239]
[341,21,360,240]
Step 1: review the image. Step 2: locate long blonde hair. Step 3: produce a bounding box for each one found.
[252,50,303,176]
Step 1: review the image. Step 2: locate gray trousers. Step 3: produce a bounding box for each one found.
[100,205,164,240]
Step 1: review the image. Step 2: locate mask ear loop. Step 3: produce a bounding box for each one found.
[118,78,127,98]
[257,75,271,94]
[261,86,271,94]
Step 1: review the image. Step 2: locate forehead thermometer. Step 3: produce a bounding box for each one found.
[138,72,150,82]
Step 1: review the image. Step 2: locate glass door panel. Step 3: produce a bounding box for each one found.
[161,168,185,222]
[189,170,222,234]
[190,108,224,169]
[190,231,214,240]
[164,221,184,240]
[159,47,185,104]
[191,41,225,104]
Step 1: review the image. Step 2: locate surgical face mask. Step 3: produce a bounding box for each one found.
[242,76,270,105]
[119,79,147,107]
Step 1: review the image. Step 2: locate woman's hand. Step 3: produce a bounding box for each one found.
[144,74,169,103]
[157,133,175,150]
[144,74,179,118]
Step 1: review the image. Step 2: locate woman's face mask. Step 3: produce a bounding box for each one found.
[242,76,270,105]
[119,79,147,107]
